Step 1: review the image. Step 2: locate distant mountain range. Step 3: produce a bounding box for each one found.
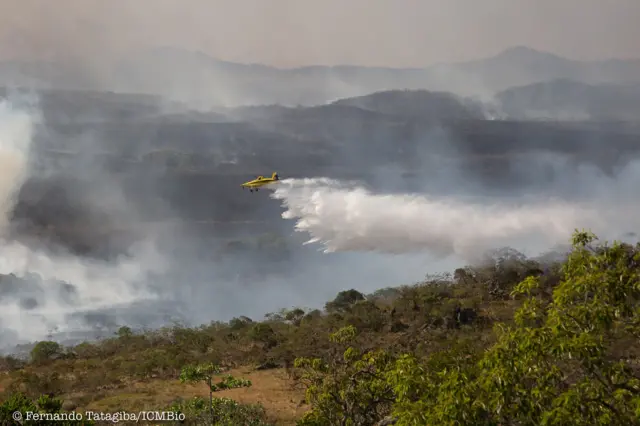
[1,46,640,107]
[495,79,640,121]
[5,82,639,127]
[224,82,640,123]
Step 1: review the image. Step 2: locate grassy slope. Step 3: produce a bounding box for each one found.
[0,248,545,424]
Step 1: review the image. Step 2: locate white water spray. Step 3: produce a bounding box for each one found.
[269,177,620,259]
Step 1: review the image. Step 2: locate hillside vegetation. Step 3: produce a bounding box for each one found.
[330,89,487,119]
[1,230,639,425]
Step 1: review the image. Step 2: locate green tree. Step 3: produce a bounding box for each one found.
[388,347,484,425]
[30,341,64,364]
[0,393,92,425]
[284,308,307,326]
[179,363,252,424]
[167,396,271,426]
[229,316,254,330]
[249,323,278,348]
[390,231,640,425]
[295,325,396,425]
[116,326,134,338]
[347,300,386,332]
[325,290,366,313]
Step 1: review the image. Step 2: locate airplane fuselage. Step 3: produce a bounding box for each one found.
[241,172,279,192]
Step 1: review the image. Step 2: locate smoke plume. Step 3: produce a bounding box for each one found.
[0,100,33,232]
[0,98,164,348]
[268,177,630,261]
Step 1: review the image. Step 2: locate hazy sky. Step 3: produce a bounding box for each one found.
[1,0,639,68]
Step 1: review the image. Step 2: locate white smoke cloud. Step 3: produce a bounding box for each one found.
[0,100,34,233]
[268,177,620,260]
[0,98,165,347]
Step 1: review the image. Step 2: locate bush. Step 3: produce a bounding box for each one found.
[178,363,255,424]
[389,231,640,425]
[4,230,639,425]
[295,326,396,425]
[30,341,64,364]
[325,290,366,313]
[168,396,271,425]
[0,393,91,425]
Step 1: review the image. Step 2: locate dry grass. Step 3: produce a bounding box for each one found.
[1,259,544,424]
[0,373,10,393]
[64,367,307,425]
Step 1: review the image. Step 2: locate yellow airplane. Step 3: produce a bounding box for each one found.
[241,172,280,192]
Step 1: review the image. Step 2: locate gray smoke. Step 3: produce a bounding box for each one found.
[0,97,166,349]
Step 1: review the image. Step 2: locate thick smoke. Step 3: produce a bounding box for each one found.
[0,98,164,349]
[0,101,32,231]
[0,2,637,357]
[268,176,635,261]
